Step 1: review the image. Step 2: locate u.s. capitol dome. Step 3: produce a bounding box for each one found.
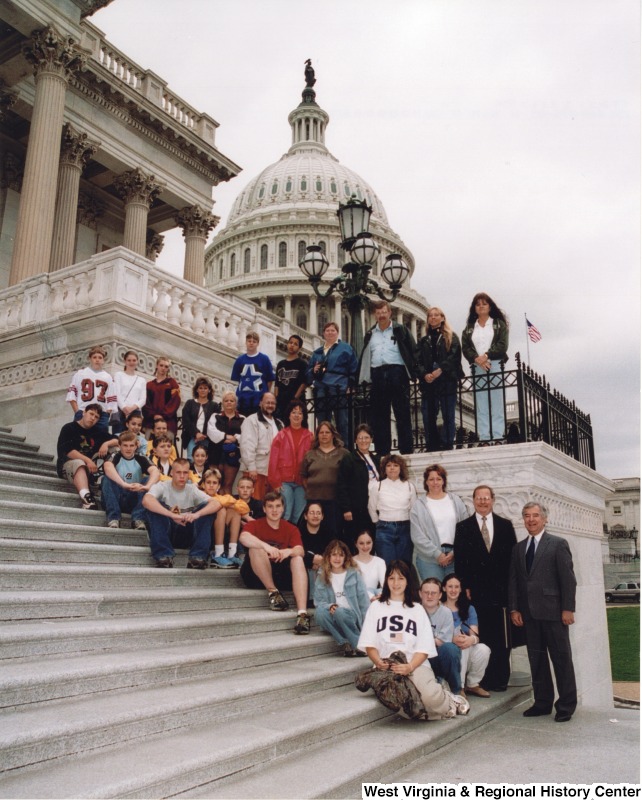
[205,66,429,343]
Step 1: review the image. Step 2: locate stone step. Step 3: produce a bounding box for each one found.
[0,441,54,462]
[0,426,13,434]
[0,584,273,621]
[0,684,390,798]
[178,690,530,800]
[0,453,57,476]
[0,434,41,454]
[0,631,336,709]
[0,607,302,658]
[5,533,162,564]
[0,468,74,493]
[0,518,149,546]
[0,537,155,566]
[0,499,117,526]
[0,657,366,774]
[1,484,88,508]
[0,563,243,590]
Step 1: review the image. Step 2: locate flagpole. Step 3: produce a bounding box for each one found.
[524,313,531,366]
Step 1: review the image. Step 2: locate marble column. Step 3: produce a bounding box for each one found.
[259,296,268,311]
[9,27,85,286]
[113,168,163,257]
[175,205,219,285]
[50,124,99,271]
[410,316,418,340]
[396,309,404,325]
[333,295,342,333]
[284,294,292,322]
[309,295,317,334]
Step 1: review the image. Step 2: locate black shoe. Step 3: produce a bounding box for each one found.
[554,712,573,722]
[523,706,552,717]
[187,558,208,570]
[81,493,98,510]
[484,684,507,692]
[294,612,310,635]
[155,557,174,568]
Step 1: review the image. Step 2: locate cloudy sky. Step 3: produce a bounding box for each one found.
[94,0,640,479]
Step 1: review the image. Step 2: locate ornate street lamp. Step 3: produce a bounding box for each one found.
[298,196,409,353]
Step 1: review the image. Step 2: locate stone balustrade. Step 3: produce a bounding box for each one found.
[80,22,218,147]
[0,247,278,354]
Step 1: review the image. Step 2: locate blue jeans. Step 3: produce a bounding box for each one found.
[416,544,455,583]
[280,482,306,525]
[421,386,457,451]
[472,360,505,441]
[147,501,214,560]
[429,642,462,693]
[315,605,362,649]
[314,384,349,445]
[375,520,413,566]
[101,476,147,522]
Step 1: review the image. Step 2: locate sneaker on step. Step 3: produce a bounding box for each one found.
[268,590,289,611]
[155,557,173,568]
[107,519,120,529]
[81,493,98,510]
[187,558,208,570]
[227,555,243,568]
[294,612,310,635]
[132,519,147,531]
[211,554,235,569]
[451,692,471,716]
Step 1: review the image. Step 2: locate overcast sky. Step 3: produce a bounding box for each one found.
[94,0,640,479]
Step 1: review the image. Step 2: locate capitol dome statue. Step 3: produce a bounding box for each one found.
[205,63,429,345]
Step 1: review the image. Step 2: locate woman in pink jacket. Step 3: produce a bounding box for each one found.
[268,399,313,524]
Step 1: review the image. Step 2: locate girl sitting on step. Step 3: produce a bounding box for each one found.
[313,540,370,657]
[199,469,249,568]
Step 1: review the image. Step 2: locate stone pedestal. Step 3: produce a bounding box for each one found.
[408,445,615,709]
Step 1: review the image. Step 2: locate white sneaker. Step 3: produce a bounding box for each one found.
[450,692,470,716]
[107,520,120,529]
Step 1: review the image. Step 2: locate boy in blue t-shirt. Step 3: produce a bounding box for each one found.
[231,331,275,417]
[102,431,160,529]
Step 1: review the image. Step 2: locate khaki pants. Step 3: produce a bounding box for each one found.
[406,664,453,720]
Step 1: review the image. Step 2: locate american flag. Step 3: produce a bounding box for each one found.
[526,319,542,343]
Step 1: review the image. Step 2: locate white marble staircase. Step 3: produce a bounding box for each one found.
[0,426,530,799]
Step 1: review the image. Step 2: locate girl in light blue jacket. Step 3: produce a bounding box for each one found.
[313,539,370,657]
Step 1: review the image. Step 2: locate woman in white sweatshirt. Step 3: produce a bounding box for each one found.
[368,454,417,567]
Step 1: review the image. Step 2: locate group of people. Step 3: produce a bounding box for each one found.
[304,292,510,454]
[53,288,577,725]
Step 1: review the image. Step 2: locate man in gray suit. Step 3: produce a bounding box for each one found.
[509,501,577,722]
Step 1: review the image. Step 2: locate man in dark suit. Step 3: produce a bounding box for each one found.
[509,501,577,722]
[454,484,517,692]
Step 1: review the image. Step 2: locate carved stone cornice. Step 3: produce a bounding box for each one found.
[0,82,18,119]
[77,191,104,228]
[76,0,116,17]
[1,153,23,192]
[60,123,100,169]
[113,168,162,207]
[146,230,165,261]
[175,206,219,239]
[23,26,87,82]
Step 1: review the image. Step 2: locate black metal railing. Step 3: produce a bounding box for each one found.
[303,351,595,469]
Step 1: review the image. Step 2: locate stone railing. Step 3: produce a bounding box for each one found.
[79,22,218,147]
[0,248,281,355]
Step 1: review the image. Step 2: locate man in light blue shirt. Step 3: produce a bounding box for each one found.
[358,300,417,455]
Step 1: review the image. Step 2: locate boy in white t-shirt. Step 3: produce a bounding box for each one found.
[66,345,117,433]
[142,458,222,569]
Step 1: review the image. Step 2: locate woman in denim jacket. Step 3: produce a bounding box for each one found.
[314,540,370,657]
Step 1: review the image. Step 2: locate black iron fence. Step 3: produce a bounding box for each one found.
[304,351,595,469]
